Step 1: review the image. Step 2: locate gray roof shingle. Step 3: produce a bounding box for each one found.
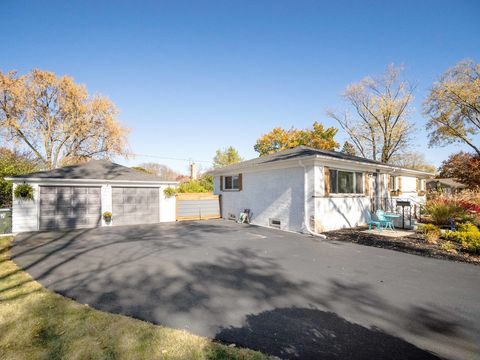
[210,146,433,175]
[427,178,466,188]
[11,159,174,182]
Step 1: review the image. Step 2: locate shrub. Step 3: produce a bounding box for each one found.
[178,180,208,193]
[163,186,177,197]
[425,199,464,225]
[440,241,457,253]
[13,183,34,200]
[444,223,480,254]
[417,224,441,244]
[457,222,479,233]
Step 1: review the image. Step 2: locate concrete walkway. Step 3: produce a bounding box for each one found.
[12,220,480,359]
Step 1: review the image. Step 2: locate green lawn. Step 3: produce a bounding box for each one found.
[0,236,267,360]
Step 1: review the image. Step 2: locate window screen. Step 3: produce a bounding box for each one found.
[338,171,354,193]
[355,172,363,193]
[329,170,363,194]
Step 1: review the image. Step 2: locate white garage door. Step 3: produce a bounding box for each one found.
[112,187,160,226]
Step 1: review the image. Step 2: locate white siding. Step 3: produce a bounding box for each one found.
[400,175,417,193]
[315,196,370,231]
[101,185,113,226]
[313,165,371,231]
[214,166,306,232]
[159,185,176,222]
[396,175,427,219]
[12,183,39,232]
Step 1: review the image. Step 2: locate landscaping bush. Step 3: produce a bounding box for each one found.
[444,223,480,254]
[177,175,213,193]
[439,241,457,254]
[417,224,441,244]
[425,198,464,225]
[426,190,480,226]
[177,180,210,193]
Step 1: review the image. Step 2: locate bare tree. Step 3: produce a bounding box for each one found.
[424,59,480,155]
[139,162,180,180]
[390,151,436,173]
[327,65,414,163]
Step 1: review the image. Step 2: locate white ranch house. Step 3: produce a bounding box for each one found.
[211,146,432,233]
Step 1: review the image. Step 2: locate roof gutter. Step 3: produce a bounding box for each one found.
[4,177,179,185]
[313,155,433,176]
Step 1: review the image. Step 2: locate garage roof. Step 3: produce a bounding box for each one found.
[9,159,175,182]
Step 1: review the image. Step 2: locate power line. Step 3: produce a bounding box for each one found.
[131,153,213,164]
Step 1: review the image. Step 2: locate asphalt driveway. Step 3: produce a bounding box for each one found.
[12,220,480,360]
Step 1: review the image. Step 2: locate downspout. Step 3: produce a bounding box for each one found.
[299,160,327,239]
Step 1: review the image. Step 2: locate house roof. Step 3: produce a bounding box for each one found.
[427,178,467,189]
[210,146,433,176]
[9,159,176,183]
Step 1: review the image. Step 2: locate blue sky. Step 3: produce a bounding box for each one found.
[2,0,479,173]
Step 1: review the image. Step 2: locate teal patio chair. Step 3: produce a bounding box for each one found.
[376,210,394,230]
[366,211,382,231]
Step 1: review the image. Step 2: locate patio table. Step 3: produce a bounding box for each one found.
[383,213,401,230]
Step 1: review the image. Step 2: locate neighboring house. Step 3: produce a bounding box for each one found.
[211,146,432,232]
[426,178,467,194]
[6,160,178,233]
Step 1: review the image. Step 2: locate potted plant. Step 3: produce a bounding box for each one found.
[103,211,112,225]
[14,183,34,201]
[390,189,400,197]
[163,186,177,197]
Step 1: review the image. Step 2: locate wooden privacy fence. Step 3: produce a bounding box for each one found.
[176,193,221,221]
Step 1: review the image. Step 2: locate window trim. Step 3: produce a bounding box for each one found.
[329,169,364,195]
[389,175,399,191]
[418,178,426,191]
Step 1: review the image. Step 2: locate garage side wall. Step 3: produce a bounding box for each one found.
[214,166,306,232]
[159,185,176,222]
[12,183,39,233]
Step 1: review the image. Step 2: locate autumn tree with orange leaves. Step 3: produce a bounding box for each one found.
[254,121,339,156]
[0,69,129,169]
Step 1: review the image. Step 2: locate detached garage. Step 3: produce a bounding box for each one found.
[7,160,178,232]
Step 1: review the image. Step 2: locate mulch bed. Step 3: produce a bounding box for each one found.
[324,227,480,265]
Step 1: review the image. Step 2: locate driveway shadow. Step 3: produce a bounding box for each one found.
[215,307,441,360]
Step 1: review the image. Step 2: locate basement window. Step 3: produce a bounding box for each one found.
[269,218,281,229]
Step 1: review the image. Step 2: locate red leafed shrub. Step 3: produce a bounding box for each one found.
[458,200,480,213]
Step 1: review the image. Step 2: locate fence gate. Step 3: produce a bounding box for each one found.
[176,193,220,221]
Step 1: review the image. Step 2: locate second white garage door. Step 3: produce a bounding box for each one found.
[112,187,160,226]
